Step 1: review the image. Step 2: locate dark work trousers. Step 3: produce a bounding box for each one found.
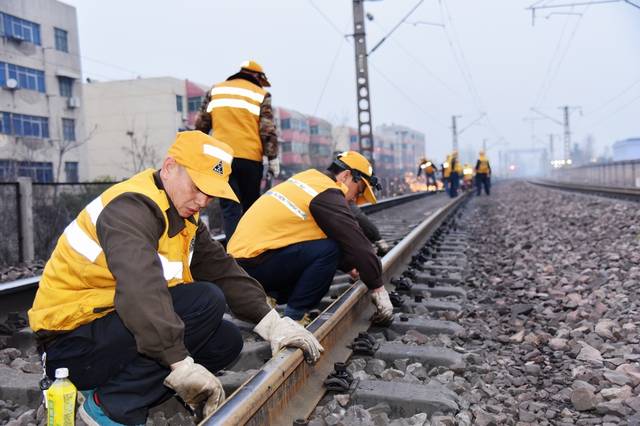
[425,173,437,188]
[239,239,340,320]
[42,282,243,425]
[476,174,491,195]
[449,172,460,198]
[220,158,264,239]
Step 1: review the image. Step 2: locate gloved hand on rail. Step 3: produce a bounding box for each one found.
[374,239,391,256]
[370,286,394,325]
[254,309,324,363]
[267,158,280,178]
[164,356,225,417]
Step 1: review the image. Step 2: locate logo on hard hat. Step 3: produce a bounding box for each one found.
[212,160,224,176]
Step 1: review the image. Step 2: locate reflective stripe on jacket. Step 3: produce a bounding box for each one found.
[207,79,267,162]
[28,169,197,332]
[227,169,348,259]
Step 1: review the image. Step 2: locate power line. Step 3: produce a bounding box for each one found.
[368,0,425,55]
[584,76,640,117]
[588,91,640,128]
[313,31,347,116]
[306,0,345,37]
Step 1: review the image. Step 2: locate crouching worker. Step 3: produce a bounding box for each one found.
[28,131,322,426]
[227,151,395,325]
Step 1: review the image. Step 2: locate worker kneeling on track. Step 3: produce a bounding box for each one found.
[227,151,395,326]
[28,131,322,426]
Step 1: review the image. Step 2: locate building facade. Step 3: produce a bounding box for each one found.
[0,0,86,182]
[83,77,207,180]
[612,138,640,162]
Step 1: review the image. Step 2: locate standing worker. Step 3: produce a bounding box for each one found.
[196,60,278,239]
[227,151,394,325]
[417,157,438,190]
[475,150,492,195]
[462,163,474,191]
[448,150,462,198]
[441,158,451,195]
[28,131,322,426]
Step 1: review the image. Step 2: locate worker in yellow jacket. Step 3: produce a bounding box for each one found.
[449,150,463,197]
[196,60,278,239]
[228,151,393,325]
[417,157,438,189]
[475,150,492,195]
[28,131,321,425]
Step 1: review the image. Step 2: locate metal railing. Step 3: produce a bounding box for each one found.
[550,160,640,188]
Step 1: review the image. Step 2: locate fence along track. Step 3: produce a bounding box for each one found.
[202,193,470,426]
[531,179,640,201]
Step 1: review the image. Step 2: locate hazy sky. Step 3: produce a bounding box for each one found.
[63,0,640,162]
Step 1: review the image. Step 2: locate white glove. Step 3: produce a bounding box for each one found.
[375,239,391,255]
[370,286,394,324]
[254,309,324,363]
[164,356,225,417]
[268,158,280,177]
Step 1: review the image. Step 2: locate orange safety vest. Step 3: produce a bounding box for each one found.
[207,79,267,162]
[29,169,197,332]
[228,169,348,259]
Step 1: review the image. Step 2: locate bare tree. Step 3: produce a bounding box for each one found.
[53,124,98,183]
[122,127,160,174]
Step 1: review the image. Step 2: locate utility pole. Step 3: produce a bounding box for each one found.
[548,134,555,160]
[451,115,459,151]
[352,0,374,163]
[562,105,571,164]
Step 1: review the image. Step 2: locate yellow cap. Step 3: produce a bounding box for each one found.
[168,131,239,202]
[335,151,377,205]
[240,60,264,73]
[240,60,270,87]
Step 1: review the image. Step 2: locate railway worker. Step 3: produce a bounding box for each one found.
[475,150,492,195]
[441,158,451,194]
[448,150,462,198]
[28,131,322,426]
[462,163,474,190]
[195,60,278,239]
[417,157,438,189]
[227,151,394,326]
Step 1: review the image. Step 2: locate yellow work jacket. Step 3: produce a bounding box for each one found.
[442,157,451,178]
[207,79,267,162]
[451,157,463,174]
[477,155,490,174]
[228,169,348,259]
[29,169,197,332]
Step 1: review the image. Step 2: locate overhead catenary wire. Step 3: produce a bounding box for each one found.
[368,0,426,56]
[583,75,640,118]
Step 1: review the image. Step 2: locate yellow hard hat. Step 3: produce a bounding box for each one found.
[240,60,271,87]
[334,151,379,205]
[168,131,239,202]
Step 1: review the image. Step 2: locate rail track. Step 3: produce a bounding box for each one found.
[531,179,640,202]
[203,192,470,425]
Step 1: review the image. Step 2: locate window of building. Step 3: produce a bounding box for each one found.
[62,118,75,141]
[280,118,291,130]
[18,161,53,182]
[0,13,41,45]
[0,62,45,93]
[187,96,203,112]
[58,76,73,97]
[176,95,183,112]
[54,27,68,52]
[1,112,49,138]
[64,161,78,182]
[310,126,319,135]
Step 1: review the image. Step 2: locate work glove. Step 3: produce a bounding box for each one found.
[254,309,324,363]
[164,357,225,418]
[374,239,391,255]
[268,158,280,178]
[370,286,394,325]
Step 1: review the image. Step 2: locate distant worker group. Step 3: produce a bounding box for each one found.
[418,150,492,198]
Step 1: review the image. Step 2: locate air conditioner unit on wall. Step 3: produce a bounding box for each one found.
[67,97,80,108]
[3,78,18,90]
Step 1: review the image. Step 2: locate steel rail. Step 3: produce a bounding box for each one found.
[202,192,469,426]
[531,180,640,200]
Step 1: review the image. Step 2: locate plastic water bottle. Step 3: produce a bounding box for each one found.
[46,368,76,426]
